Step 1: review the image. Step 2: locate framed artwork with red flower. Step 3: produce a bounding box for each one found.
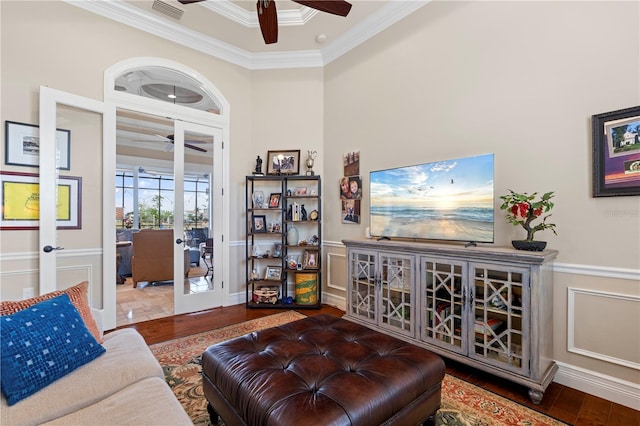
[592,105,640,197]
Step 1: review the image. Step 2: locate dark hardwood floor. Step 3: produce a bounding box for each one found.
[116,304,640,426]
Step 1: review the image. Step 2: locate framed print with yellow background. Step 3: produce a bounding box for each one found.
[1,171,82,230]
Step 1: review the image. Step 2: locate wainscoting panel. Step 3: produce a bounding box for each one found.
[568,287,640,370]
[327,252,346,292]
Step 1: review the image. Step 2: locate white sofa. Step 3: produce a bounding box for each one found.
[1,311,191,426]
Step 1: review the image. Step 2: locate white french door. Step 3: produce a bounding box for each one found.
[39,86,117,328]
[40,86,227,330]
[172,120,223,314]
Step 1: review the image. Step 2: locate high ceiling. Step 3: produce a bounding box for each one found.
[85,0,429,155]
[69,0,429,69]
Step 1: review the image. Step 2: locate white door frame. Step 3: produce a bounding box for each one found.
[105,58,231,328]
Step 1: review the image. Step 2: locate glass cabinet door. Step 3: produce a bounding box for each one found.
[470,263,529,374]
[348,250,377,322]
[379,252,415,336]
[421,258,466,353]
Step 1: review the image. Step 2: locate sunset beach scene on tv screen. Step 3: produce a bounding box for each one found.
[369,153,494,243]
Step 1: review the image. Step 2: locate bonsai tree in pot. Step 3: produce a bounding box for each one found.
[499,190,557,251]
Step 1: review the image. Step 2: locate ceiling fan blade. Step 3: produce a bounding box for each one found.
[177,0,206,4]
[185,143,207,153]
[166,134,207,144]
[257,0,278,44]
[292,0,352,17]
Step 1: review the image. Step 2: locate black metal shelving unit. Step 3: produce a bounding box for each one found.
[245,175,321,309]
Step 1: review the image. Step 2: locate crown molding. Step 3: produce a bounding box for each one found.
[322,0,431,65]
[200,1,318,28]
[64,0,429,70]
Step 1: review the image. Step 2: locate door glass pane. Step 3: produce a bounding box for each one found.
[116,109,178,324]
[54,105,103,298]
[183,128,213,295]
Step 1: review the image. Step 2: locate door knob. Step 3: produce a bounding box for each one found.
[176,238,184,244]
[43,245,64,253]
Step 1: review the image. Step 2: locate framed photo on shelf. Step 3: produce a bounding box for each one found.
[264,265,282,281]
[266,150,300,175]
[252,190,265,208]
[303,249,319,269]
[0,171,82,230]
[294,187,307,196]
[5,121,71,170]
[268,192,281,208]
[592,105,640,197]
[252,214,267,233]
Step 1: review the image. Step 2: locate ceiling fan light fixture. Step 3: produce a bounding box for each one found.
[141,83,203,104]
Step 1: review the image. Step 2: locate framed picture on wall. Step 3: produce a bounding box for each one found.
[4,121,71,170]
[592,106,640,197]
[0,171,82,230]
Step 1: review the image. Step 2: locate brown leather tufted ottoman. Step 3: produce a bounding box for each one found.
[201,314,445,426]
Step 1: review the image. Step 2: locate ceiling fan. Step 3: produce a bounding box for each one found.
[150,134,208,153]
[177,0,352,44]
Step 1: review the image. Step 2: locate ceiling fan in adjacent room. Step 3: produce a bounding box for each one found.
[149,134,208,153]
[177,0,352,44]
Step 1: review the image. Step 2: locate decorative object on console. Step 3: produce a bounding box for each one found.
[499,189,557,251]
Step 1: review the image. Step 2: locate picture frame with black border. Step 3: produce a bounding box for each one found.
[252,214,267,233]
[268,192,281,208]
[592,105,640,197]
[266,150,301,175]
[5,121,71,170]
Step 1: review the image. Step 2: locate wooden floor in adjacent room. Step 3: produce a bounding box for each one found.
[117,304,639,426]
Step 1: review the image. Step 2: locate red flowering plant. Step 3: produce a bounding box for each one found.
[499,190,557,241]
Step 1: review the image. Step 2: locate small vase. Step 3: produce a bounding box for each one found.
[287,226,299,246]
[512,240,547,251]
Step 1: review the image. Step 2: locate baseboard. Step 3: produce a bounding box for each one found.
[227,291,245,307]
[555,361,640,411]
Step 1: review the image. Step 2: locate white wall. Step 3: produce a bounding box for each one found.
[323,0,640,407]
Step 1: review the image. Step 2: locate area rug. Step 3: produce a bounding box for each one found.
[150,312,567,426]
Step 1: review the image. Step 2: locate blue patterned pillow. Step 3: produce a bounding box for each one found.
[0,294,106,406]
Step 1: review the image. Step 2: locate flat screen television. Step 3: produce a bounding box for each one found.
[369,153,494,244]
